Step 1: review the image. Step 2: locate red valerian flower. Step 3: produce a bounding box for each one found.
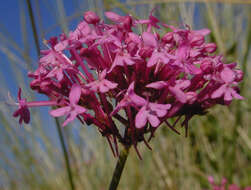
[13,10,243,157]
[135,102,171,128]
[13,88,30,124]
[50,84,87,126]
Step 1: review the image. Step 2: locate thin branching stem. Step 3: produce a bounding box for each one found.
[109,145,130,190]
[55,118,76,190]
[26,0,40,56]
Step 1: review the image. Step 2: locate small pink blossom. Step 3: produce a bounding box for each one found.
[135,102,171,128]
[13,88,30,124]
[85,70,118,93]
[50,84,87,126]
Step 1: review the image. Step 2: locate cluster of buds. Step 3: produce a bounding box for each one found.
[207,176,251,190]
[13,10,243,157]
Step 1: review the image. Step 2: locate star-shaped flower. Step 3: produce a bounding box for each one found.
[135,102,171,128]
[13,88,30,124]
[85,70,118,93]
[50,84,87,126]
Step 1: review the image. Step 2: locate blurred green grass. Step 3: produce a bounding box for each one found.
[0,0,250,190]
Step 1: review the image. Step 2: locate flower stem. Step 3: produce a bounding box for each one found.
[26,0,40,56]
[109,145,130,190]
[55,118,75,190]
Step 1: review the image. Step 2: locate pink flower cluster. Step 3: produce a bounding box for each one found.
[207,176,251,190]
[13,11,243,156]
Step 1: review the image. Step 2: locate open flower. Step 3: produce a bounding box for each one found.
[85,70,118,93]
[50,84,87,126]
[111,82,146,116]
[211,67,244,102]
[135,102,171,128]
[13,88,30,124]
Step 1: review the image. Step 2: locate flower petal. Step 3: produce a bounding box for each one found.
[142,32,157,47]
[105,12,122,22]
[169,86,187,103]
[69,84,82,104]
[211,85,226,99]
[135,106,148,128]
[221,67,235,83]
[146,81,167,89]
[74,105,87,114]
[50,106,71,117]
[63,112,77,127]
[148,114,160,127]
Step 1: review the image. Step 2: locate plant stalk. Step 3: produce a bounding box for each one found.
[26,0,40,56]
[55,118,76,190]
[109,145,130,190]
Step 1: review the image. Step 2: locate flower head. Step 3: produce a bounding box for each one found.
[13,10,243,157]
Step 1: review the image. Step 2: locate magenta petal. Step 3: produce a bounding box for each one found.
[69,84,82,104]
[151,103,171,110]
[176,80,191,89]
[211,85,226,99]
[156,109,167,117]
[221,67,235,83]
[169,86,187,103]
[148,114,160,127]
[147,52,169,67]
[146,81,167,89]
[127,82,135,92]
[105,12,122,22]
[55,40,68,51]
[135,107,148,128]
[99,85,109,93]
[232,90,244,100]
[194,28,210,36]
[104,80,118,89]
[50,106,71,117]
[224,90,232,101]
[63,112,77,127]
[56,69,64,81]
[133,94,146,104]
[142,32,157,47]
[74,105,87,114]
[187,64,201,75]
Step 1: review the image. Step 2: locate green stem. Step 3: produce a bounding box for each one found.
[109,145,130,190]
[26,0,40,56]
[55,118,76,190]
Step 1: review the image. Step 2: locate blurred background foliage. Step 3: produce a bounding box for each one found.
[0,0,250,190]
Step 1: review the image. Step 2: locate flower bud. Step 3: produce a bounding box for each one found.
[204,43,217,53]
[201,60,212,73]
[162,32,173,43]
[235,69,243,82]
[84,11,100,24]
[190,34,204,46]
